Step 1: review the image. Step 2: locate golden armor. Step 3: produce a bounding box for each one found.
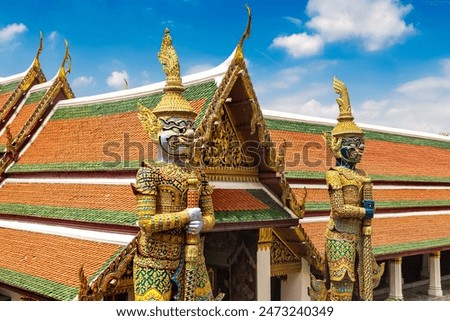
[132,162,214,301]
[310,77,384,301]
[132,28,215,301]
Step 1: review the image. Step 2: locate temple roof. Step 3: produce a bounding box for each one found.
[0,38,47,133]
[264,109,450,270]
[8,79,217,173]
[264,110,450,183]
[0,24,449,300]
[0,179,296,230]
[0,226,127,300]
[300,213,450,260]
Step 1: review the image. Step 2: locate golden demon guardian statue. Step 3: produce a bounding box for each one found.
[131,28,215,301]
[309,77,384,301]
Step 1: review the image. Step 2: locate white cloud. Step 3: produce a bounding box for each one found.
[306,0,414,51]
[271,33,324,58]
[0,23,27,44]
[272,0,414,57]
[283,16,302,27]
[442,59,450,75]
[293,98,337,118]
[356,60,450,133]
[46,31,59,49]
[259,58,450,134]
[255,66,307,95]
[185,63,215,75]
[48,31,58,42]
[258,77,337,119]
[72,76,94,87]
[107,70,129,90]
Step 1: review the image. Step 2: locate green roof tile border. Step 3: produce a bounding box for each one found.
[0,81,20,95]
[0,203,137,225]
[306,200,450,212]
[285,170,450,183]
[9,81,216,173]
[374,237,450,256]
[25,90,47,104]
[0,267,77,300]
[266,118,450,150]
[214,189,292,223]
[51,80,217,121]
[0,188,293,225]
[285,171,324,180]
[9,160,142,173]
[0,246,126,300]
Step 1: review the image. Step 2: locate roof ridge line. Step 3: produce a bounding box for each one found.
[263,108,450,143]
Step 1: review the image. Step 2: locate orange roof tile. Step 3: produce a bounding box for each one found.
[17,111,151,165]
[0,227,122,288]
[0,92,11,107]
[294,188,450,203]
[0,102,39,145]
[211,189,269,211]
[269,129,450,180]
[301,214,450,256]
[0,182,136,212]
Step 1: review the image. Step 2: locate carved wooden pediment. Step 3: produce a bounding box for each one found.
[271,232,302,277]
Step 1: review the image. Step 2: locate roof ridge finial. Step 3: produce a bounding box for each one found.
[58,39,72,77]
[235,4,252,61]
[32,31,44,69]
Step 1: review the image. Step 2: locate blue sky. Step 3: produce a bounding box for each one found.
[0,0,449,134]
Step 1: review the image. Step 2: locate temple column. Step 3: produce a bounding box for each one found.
[280,258,311,301]
[421,253,430,279]
[428,251,443,297]
[257,228,271,301]
[388,257,403,301]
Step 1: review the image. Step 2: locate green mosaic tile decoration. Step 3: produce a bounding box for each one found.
[266,118,450,150]
[374,237,450,256]
[0,203,137,225]
[51,80,217,121]
[0,81,20,95]
[0,267,78,301]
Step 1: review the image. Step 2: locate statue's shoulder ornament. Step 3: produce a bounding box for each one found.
[327,167,368,190]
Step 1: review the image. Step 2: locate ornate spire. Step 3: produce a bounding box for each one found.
[331,76,363,137]
[235,4,252,62]
[152,28,196,119]
[32,31,43,69]
[58,39,72,78]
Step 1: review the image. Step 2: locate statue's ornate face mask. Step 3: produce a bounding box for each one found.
[340,136,365,164]
[158,117,195,157]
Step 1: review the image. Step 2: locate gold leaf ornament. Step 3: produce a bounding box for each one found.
[138,102,162,142]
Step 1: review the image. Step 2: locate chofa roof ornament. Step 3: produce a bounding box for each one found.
[58,39,72,78]
[234,4,252,63]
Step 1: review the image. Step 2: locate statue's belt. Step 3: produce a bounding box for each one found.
[152,232,184,244]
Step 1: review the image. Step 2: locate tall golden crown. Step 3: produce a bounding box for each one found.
[324,77,364,159]
[331,76,363,137]
[152,28,197,120]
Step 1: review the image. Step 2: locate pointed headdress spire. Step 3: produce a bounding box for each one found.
[331,76,363,137]
[151,28,196,119]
